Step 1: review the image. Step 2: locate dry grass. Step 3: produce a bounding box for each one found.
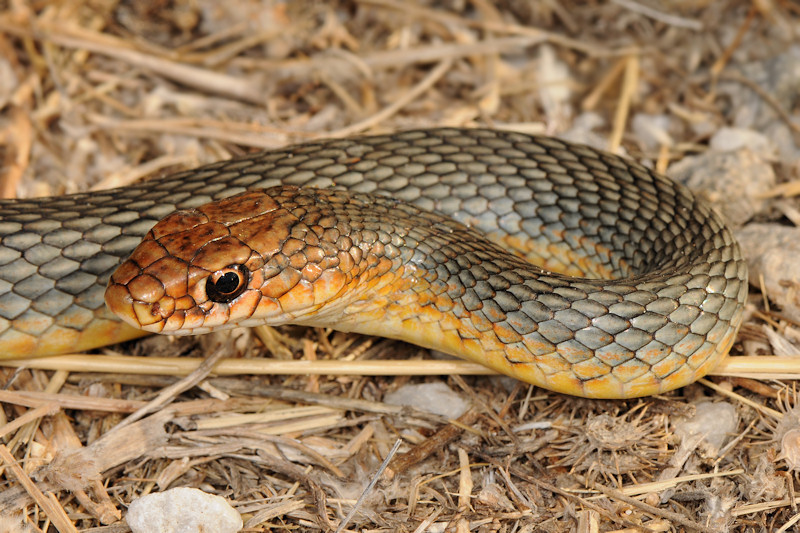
[1,1,800,531]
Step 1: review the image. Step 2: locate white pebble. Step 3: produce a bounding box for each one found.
[384,382,469,418]
[675,401,738,455]
[126,487,242,533]
[709,127,777,159]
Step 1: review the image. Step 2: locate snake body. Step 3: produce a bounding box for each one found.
[0,128,747,398]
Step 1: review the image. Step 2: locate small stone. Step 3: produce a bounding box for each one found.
[632,113,675,150]
[675,401,737,455]
[668,149,775,226]
[780,429,800,471]
[736,224,800,322]
[384,382,469,419]
[708,127,778,159]
[126,487,242,533]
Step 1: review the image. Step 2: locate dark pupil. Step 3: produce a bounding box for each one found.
[215,272,240,294]
[206,265,249,303]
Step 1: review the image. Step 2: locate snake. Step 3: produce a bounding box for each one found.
[0,128,747,398]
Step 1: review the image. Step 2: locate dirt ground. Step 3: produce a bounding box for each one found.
[1,1,800,532]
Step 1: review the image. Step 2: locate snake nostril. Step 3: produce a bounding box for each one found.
[149,296,176,319]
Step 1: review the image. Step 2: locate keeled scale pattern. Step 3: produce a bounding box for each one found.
[0,128,747,397]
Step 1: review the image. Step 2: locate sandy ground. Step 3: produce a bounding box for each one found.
[1,1,800,532]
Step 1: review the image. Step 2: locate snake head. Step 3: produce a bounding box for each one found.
[105,186,369,335]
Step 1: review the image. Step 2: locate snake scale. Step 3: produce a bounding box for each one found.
[0,128,747,398]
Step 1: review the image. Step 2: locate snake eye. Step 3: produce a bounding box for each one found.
[206,264,249,303]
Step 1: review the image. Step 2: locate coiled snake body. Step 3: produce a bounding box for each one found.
[0,129,747,398]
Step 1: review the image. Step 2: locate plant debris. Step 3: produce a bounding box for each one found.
[1,1,800,531]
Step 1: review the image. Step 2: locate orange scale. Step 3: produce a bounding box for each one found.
[182,307,207,330]
[200,190,278,225]
[349,247,363,265]
[188,279,209,307]
[505,360,548,388]
[62,327,96,355]
[162,224,230,264]
[72,320,145,352]
[279,281,315,313]
[245,252,265,270]
[621,375,662,398]
[228,290,261,322]
[164,311,186,331]
[376,257,394,276]
[459,337,484,358]
[254,297,282,319]
[133,302,161,327]
[201,306,231,329]
[304,246,325,263]
[111,259,144,285]
[150,211,208,239]
[659,364,695,392]
[482,305,506,323]
[288,252,307,270]
[248,268,265,290]
[531,352,571,375]
[56,306,94,330]
[363,273,387,291]
[467,312,493,333]
[281,238,306,256]
[650,353,686,380]
[610,359,651,383]
[192,236,252,271]
[145,256,189,298]
[438,312,462,332]
[127,273,166,304]
[502,342,533,364]
[104,284,135,319]
[238,215,297,258]
[301,262,323,282]
[373,279,396,298]
[262,268,302,299]
[580,374,625,399]
[0,329,37,357]
[304,231,320,247]
[433,295,455,313]
[492,323,521,344]
[152,296,175,320]
[311,269,347,305]
[571,358,611,381]
[476,347,509,368]
[174,295,195,311]
[543,371,585,396]
[434,330,468,357]
[685,343,716,370]
[130,238,170,269]
[521,336,556,359]
[417,306,444,324]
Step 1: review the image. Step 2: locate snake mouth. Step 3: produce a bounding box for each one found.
[104,286,220,335]
[105,266,253,335]
[104,278,169,333]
